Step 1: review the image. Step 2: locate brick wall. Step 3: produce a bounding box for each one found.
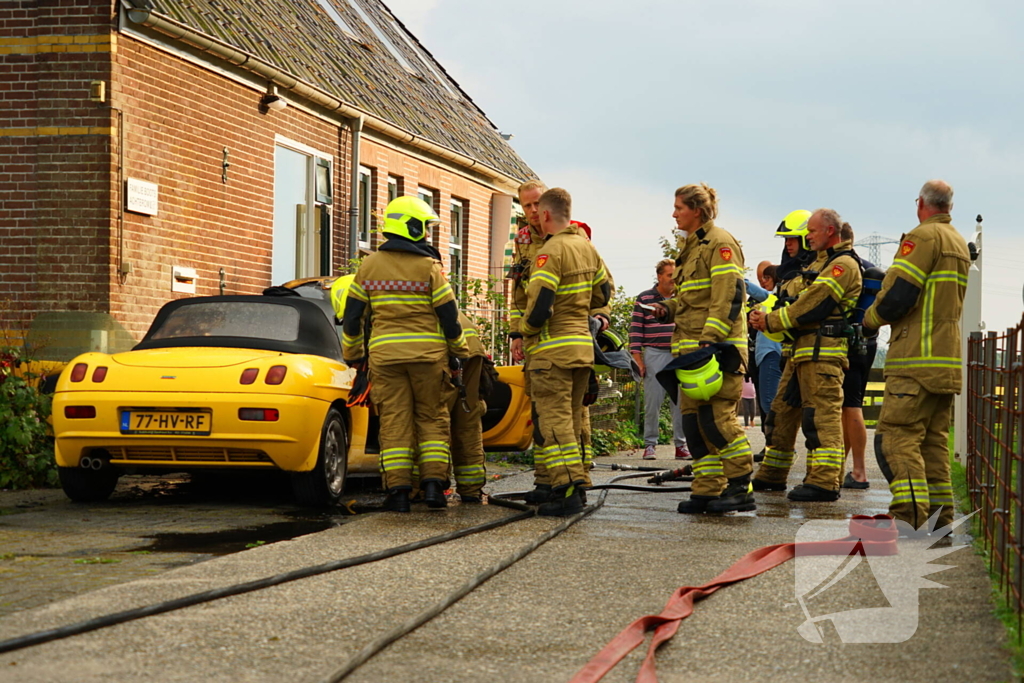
[0,0,116,334]
[109,35,350,338]
[359,137,505,302]
[1,0,513,343]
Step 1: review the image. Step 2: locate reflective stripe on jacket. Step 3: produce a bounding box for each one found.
[864,214,970,393]
[766,240,862,367]
[663,221,748,359]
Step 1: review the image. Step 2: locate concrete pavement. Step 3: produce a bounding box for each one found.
[0,430,1011,682]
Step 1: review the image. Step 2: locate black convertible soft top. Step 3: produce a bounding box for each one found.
[134,296,344,362]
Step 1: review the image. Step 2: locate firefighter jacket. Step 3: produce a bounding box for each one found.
[765,240,862,366]
[864,214,969,394]
[662,221,747,357]
[509,222,545,338]
[459,312,487,358]
[341,237,469,365]
[521,227,611,369]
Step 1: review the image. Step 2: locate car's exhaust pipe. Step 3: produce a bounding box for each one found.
[80,455,109,471]
[90,457,106,471]
[80,456,94,469]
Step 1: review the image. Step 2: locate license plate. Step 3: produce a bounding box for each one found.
[120,410,211,436]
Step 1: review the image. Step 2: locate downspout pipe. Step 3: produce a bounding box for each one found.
[122,3,526,191]
[349,116,363,262]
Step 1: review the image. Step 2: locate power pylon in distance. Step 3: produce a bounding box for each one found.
[856,233,901,264]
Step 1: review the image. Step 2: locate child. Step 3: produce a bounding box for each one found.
[741,376,757,428]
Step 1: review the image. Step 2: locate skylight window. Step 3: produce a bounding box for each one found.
[339,0,416,74]
[314,0,357,39]
[388,17,460,98]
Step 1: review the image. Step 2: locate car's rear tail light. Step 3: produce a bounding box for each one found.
[238,408,279,421]
[65,406,96,419]
[240,368,259,385]
[70,363,88,382]
[92,366,108,383]
[265,365,287,385]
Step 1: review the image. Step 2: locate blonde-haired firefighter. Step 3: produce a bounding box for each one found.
[341,196,469,513]
[653,183,755,514]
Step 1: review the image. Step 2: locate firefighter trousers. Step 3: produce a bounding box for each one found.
[874,376,954,530]
[450,356,487,497]
[523,357,551,488]
[529,361,589,489]
[679,371,753,497]
[371,360,456,491]
[754,359,845,491]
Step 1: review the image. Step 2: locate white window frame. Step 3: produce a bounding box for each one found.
[358,165,373,249]
[273,135,334,281]
[387,175,399,204]
[449,198,464,298]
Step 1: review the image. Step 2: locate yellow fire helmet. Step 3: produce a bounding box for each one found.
[776,209,812,250]
[330,273,355,320]
[383,195,440,242]
[675,354,724,402]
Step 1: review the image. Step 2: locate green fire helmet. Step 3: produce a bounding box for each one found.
[382,196,440,242]
[675,354,724,402]
[776,209,812,250]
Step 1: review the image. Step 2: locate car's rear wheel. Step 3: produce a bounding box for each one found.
[291,407,348,507]
[58,465,119,502]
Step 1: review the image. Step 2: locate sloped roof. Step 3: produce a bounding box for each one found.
[136,0,534,182]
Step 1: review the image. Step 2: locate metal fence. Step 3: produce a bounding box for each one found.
[966,325,1024,624]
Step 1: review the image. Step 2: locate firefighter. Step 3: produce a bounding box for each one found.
[864,180,969,531]
[652,183,755,514]
[450,312,488,503]
[750,208,863,501]
[520,188,612,516]
[341,196,470,513]
[509,180,552,503]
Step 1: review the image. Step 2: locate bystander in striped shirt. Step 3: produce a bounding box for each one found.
[629,287,674,353]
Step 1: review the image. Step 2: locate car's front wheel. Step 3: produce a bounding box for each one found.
[58,464,119,502]
[291,407,348,507]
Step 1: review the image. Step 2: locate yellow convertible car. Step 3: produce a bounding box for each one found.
[52,291,532,506]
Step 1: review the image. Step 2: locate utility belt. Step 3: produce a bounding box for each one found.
[791,318,861,361]
[790,319,849,339]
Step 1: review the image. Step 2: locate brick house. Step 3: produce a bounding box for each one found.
[0,0,533,347]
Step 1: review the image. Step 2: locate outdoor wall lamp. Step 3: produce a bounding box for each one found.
[259,84,288,114]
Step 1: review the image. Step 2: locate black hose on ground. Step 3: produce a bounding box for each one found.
[0,505,534,656]
[318,478,621,683]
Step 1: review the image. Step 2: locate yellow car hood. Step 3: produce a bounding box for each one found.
[111,348,280,368]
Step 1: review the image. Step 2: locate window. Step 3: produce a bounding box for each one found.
[449,199,464,298]
[358,166,373,249]
[273,141,333,284]
[340,0,417,73]
[417,187,437,246]
[387,175,401,204]
[314,0,358,39]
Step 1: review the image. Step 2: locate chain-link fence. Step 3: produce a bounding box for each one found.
[966,325,1024,629]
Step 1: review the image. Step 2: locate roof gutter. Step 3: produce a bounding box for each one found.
[123,3,524,190]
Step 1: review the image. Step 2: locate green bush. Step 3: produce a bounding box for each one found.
[0,348,58,489]
[591,419,643,456]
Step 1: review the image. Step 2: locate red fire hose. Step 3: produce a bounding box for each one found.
[570,514,899,683]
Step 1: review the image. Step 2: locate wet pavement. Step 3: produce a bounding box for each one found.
[0,430,1012,682]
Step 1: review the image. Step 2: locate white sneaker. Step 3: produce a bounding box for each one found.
[642,445,657,460]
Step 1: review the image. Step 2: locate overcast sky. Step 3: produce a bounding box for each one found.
[388,0,1024,334]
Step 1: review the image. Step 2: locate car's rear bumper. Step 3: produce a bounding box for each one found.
[53,391,330,472]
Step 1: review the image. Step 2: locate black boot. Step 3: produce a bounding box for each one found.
[753,448,766,463]
[522,483,552,505]
[538,484,584,517]
[787,483,840,502]
[677,495,717,514]
[752,478,787,492]
[459,493,483,504]
[706,479,756,513]
[421,479,448,508]
[384,487,411,513]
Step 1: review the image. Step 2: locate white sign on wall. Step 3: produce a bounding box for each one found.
[126,178,159,216]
